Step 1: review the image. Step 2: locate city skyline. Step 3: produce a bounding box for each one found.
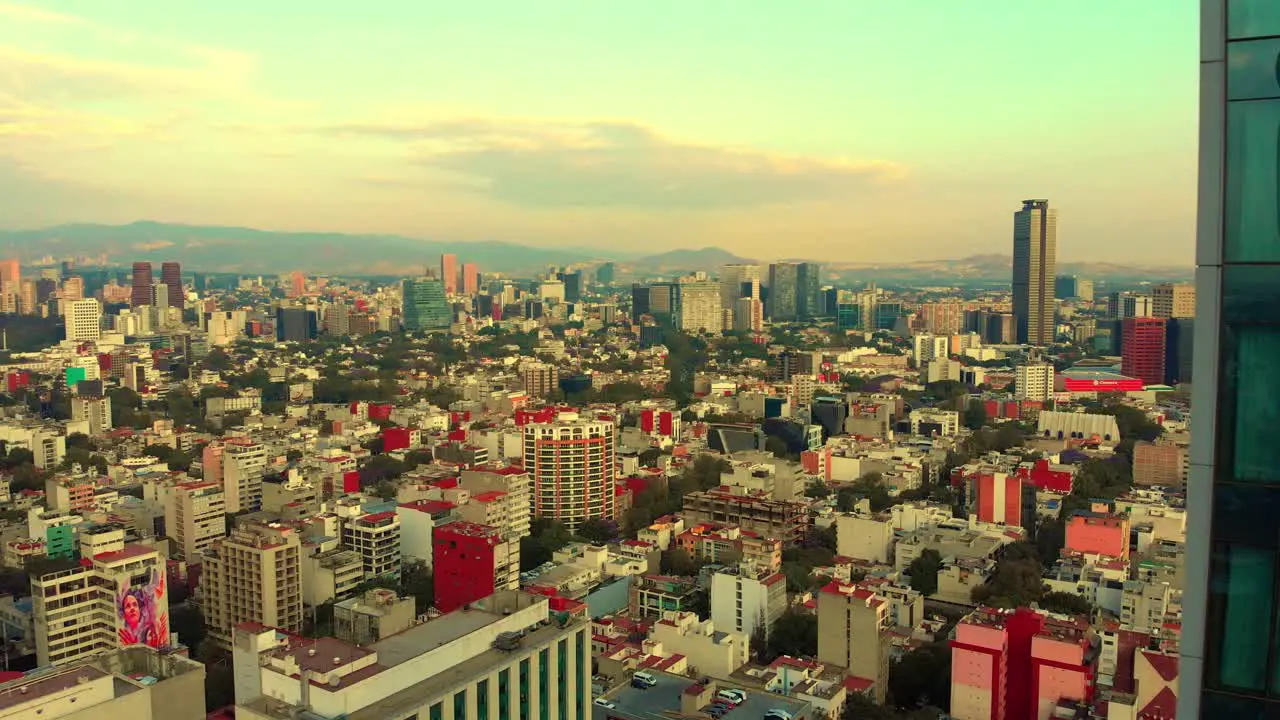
[0,1,1197,263]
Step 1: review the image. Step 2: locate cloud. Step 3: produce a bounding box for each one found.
[320,118,904,210]
[0,1,82,25]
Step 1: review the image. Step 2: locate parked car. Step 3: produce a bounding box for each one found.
[594,698,617,709]
[716,689,747,707]
[763,710,793,720]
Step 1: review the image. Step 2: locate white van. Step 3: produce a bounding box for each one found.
[631,671,658,688]
[716,689,747,706]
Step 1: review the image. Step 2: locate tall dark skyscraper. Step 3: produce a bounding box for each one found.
[275,307,318,342]
[161,261,183,309]
[767,263,799,321]
[631,283,650,317]
[797,262,822,319]
[596,262,615,285]
[1011,199,1057,345]
[1183,6,1280,717]
[559,271,582,302]
[130,262,153,308]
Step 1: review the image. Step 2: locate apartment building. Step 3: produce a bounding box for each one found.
[343,510,402,580]
[32,535,169,667]
[214,437,268,513]
[301,545,364,608]
[709,564,786,639]
[1151,282,1195,319]
[333,588,416,645]
[0,647,205,720]
[677,522,783,573]
[460,465,532,539]
[434,521,520,613]
[679,489,808,543]
[231,592,590,720]
[1014,362,1055,402]
[522,411,618,531]
[70,393,112,435]
[165,480,226,560]
[200,522,303,640]
[816,580,891,704]
[520,361,559,398]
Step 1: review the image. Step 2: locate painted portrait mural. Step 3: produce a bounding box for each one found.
[116,568,170,648]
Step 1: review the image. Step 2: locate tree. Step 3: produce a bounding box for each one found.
[907,549,942,595]
[401,561,435,614]
[638,448,662,468]
[1039,591,1093,616]
[520,517,573,571]
[660,547,701,576]
[765,435,790,459]
[889,642,952,713]
[170,604,206,652]
[143,444,175,462]
[763,609,818,662]
[972,542,1046,608]
[805,479,832,499]
[577,518,616,545]
[963,399,988,430]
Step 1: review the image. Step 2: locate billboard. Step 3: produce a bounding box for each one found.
[117,567,170,649]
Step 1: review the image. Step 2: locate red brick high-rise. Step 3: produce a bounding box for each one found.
[1121,316,1166,386]
[130,262,154,307]
[440,253,458,295]
[161,261,183,309]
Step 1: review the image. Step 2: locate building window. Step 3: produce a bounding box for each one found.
[1226,100,1280,261]
[478,679,490,720]
[539,648,550,720]
[1231,0,1280,39]
[429,703,442,720]
[519,658,530,720]
[575,630,586,719]
[499,668,511,720]
[1220,325,1280,482]
[557,639,568,720]
[1207,542,1278,693]
[454,689,467,720]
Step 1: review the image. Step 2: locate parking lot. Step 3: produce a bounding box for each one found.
[594,671,809,720]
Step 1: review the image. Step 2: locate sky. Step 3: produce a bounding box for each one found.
[0,1,1198,264]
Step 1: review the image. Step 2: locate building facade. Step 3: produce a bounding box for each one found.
[522,411,617,531]
[1182,5,1280,715]
[200,522,303,639]
[1121,317,1167,386]
[1012,199,1058,345]
[433,521,519,613]
[402,278,452,332]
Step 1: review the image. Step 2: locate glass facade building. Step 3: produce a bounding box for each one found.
[402,278,452,332]
[1184,2,1280,715]
[767,262,799,321]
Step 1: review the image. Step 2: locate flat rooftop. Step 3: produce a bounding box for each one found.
[372,592,547,667]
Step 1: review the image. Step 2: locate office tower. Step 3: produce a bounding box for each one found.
[836,303,860,331]
[59,260,73,280]
[200,522,303,639]
[275,306,318,341]
[521,411,617,531]
[1164,317,1194,385]
[1151,282,1195,318]
[1055,274,1094,301]
[62,275,84,303]
[0,258,18,287]
[950,607,1095,720]
[1181,11,1280,713]
[820,286,839,316]
[32,529,170,666]
[676,274,722,334]
[734,296,764,332]
[817,580,891,703]
[919,301,966,335]
[539,279,566,304]
[648,281,677,318]
[65,298,102,342]
[433,521,519,612]
[720,263,761,312]
[1121,317,1166,386]
[596,261,615,285]
[343,511,402,580]
[160,261,183,309]
[70,391,112,435]
[462,262,480,295]
[1011,199,1057,345]
[129,261,153,307]
[767,262,800,321]
[440,253,458,294]
[166,480,226,561]
[558,270,582,302]
[797,262,822,319]
[876,300,903,330]
[17,278,34,314]
[228,592,590,720]
[1014,362,1055,402]
[402,278,451,332]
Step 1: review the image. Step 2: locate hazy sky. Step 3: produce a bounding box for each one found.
[0,1,1197,264]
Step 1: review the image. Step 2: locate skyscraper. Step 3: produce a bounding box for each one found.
[461,262,480,295]
[130,262,153,308]
[720,263,761,312]
[161,261,183,309]
[522,411,617,532]
[1182,7,1280,716]
[440,253,458,294]
[596,261,615,285]
[1011,199,1057,345]
[767,262,800,321]
[288,271,305,298]
[676,274,722,334]
[1121,317,1166,386]
[401,278,451,332]
[797,262,822,319]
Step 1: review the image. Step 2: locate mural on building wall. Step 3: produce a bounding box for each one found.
[117,568,169,648]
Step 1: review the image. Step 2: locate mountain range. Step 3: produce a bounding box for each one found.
[0,222,1188,283]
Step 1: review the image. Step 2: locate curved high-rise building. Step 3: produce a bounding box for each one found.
[521,411,617,531]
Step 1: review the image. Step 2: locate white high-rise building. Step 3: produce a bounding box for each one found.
[911,334,949,368]
[1015,362,1055,402]
[1012,199,1058,346]
[522,411,617,531]
[65,298,102,342]
[71,393,113,435]
[677,274,723,334]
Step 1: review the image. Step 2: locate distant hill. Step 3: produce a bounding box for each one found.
[0,222,1190,284]
[0,221,601,275]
